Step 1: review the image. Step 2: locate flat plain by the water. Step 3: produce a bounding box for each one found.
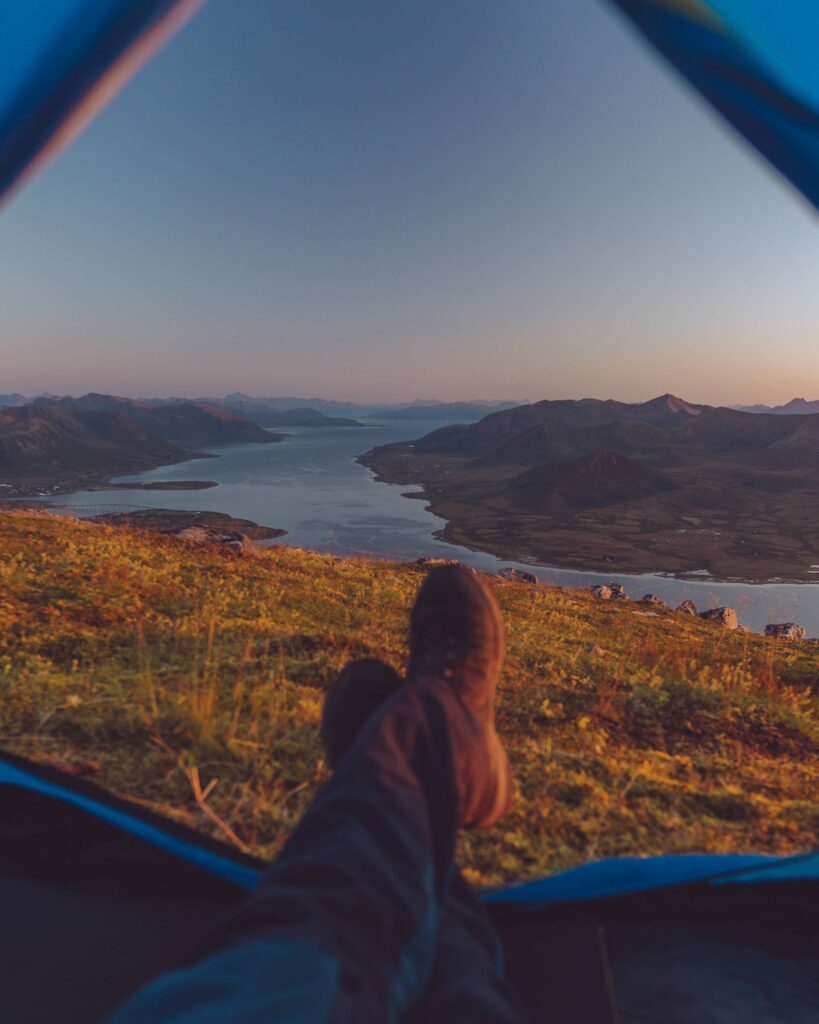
[49,419,819,636]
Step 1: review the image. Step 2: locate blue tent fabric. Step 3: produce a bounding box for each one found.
[0,0,202,206]
[609,0,819,212]
[2,749,817,907]
[3,2,819,213]
[0,751,259,891]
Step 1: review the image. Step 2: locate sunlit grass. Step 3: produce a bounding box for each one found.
[0,510,816,884]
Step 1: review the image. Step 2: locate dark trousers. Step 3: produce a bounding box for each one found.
[108,677,524,1023]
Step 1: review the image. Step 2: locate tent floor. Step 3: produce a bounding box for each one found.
[2,758,818,1023]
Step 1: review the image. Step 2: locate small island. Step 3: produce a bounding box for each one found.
[104,480,219,491]
[91,508,286,540]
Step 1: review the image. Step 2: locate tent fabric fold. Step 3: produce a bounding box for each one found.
[0,0,203,207]
[609,0,819,211]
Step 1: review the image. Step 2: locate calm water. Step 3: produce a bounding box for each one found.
[49,419,819,636]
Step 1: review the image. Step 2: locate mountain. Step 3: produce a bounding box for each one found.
[735,398,819,416]
[677,408,802,452]
[378,400,522,421]
[200,395,385,420]
[44,394,280,446]
[360,394,819,580]
[0,404,185,480]
[0,394,285,495]
[0,393,27,409]
[483,418,672,467]
[195,395,524,422]
[412,394,707,458]
[506,450,675,512]
[225,406,364,428]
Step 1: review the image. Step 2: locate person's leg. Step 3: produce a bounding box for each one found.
[323,658,525,1024]
[107,567,513,1024]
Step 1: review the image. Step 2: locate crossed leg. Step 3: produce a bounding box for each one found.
[108,568,525,1024]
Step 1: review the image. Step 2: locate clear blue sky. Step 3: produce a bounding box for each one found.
[1,0,817,404]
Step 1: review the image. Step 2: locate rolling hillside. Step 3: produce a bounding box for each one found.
[0,511,816,885]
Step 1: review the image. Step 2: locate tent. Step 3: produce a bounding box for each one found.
[1,2,818,1021]
[3,747,818,1023]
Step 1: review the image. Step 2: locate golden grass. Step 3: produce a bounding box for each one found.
[1,510,817,884]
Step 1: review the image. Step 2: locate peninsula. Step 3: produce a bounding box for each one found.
[359,394,819,582]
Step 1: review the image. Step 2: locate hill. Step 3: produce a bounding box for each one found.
[0,395,284,495]
[379,400,522,421]
[736,398,819,416]
[47,394,281,446]
[1,511,817,881]
[0,511,815,885]
[507,451,675,512]
[412,394,707,458]
[0,404,187,491]
[248,407,365,428]
[360,395,819,581]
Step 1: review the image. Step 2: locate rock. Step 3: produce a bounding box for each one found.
[609,583,628,600]
[677,599,698,616]
[591,584,613,600]
[640,593,668,610]
[765,623,806,642]
[169,526,263,558]
[498,567,538,585]
[699,606,738,630]
[416,557,460,568]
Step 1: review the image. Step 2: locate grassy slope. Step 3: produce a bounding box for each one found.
[1,511,817,886]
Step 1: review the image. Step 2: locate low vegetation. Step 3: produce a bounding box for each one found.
[1,511,817,885]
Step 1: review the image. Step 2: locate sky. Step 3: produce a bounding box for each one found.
[1,0,818,406]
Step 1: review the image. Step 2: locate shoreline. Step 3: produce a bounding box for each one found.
[358,453,819,587]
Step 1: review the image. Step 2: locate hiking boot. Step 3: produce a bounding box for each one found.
[321,658,403,769]
[407,566,512,830]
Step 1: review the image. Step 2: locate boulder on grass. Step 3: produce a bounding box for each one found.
[640,593,668,610]
[498,567,538,585]
[765,623,806,642]
[416,557,460,568]
[591,584,613,600]
[677,599,698,616]
[169,526,263,558]
[699,606,738,630]
[609,583,628,600]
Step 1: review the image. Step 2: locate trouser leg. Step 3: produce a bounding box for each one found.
[407,870,527,1024]
[107,678,464,1024]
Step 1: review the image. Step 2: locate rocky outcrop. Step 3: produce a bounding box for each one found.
[169,526,264,558]
[591,584,613,600]
[699,607,738,630]
[498,567,538,584]
[765,623,806,642]
[416,557,460,568]
[640,593,668,609]
[677,599,698,616]
[609,583,628,600]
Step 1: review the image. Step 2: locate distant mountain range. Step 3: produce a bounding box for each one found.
[194,395,521,422]
[0,394,281,495]
[39,394,278,447]
[360,394,819,581]
[0,393,522,421]
[200,398,365,428]
[734,398,819,416]
[377,400,521,421]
